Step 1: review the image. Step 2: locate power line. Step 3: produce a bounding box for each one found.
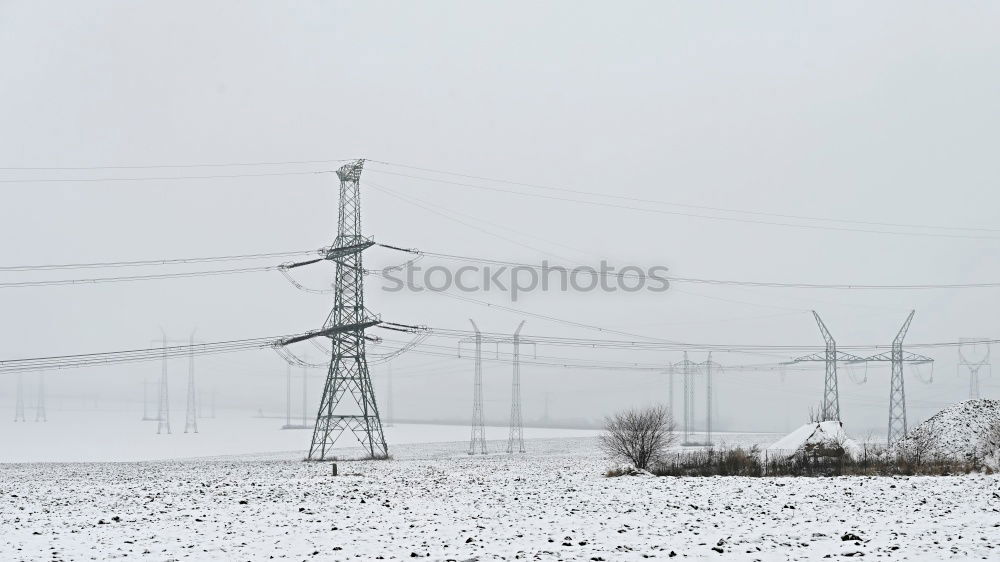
[379,246,1000,290]
[365,166,1000,240]
[0,170,336,184]
[0,249,318,272]
[366,160,1000,235]
[0,335,284,374]
[0,265,279,288]
[0,158,350,171]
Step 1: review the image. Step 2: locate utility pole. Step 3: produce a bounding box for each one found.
[184,331,198,433]
[507,320,526,454]
[14,374,25,422]
[466,319,487,454]
[35,374,46,422]
[958,338,990,400]
[785,312,865,422]
[279,159,387,460]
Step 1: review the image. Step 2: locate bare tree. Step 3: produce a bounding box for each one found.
[600,405,676,470]
[899,418,941,465]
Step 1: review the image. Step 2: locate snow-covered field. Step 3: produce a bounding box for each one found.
[3,435,998,561]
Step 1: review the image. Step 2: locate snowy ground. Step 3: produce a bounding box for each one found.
[2,436,998,561]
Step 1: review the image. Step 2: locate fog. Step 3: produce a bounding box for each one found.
[1,1,998,458]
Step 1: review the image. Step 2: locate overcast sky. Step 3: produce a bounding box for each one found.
[1,1,998,450]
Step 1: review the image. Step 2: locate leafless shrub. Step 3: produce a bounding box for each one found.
[898,419,941,466]
[653,442,982,477]
[600,405,676,471]
[807,404,824,423]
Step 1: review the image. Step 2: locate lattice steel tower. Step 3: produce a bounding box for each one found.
[507,320,526,454]
[157,335,171,434]
[467,319,487,454]
[184,332,198,433]
[786,312,864,422]
[307,159,388,460]
[958,338,990,400]
[35,374,46,422]
[14,374,25,422]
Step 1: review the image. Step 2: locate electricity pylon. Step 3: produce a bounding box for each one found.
[385,362,394,428]
[157,335,170,434]
[785,311,865,421]
[702,353,722,445]
[958,338,990,400]
[507,320,526,454]
[14,374,25,422]
[466,319,487,455]
[285,364,292,427]
[35,374,46,422]
[281,159,387,460]
[857,311,932,444]
[670,352,702,445]
[184,331,198,433]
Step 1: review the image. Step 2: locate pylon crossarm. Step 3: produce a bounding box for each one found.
[787,350,866,363]
[279,320,382,347]
[324,240,376,261]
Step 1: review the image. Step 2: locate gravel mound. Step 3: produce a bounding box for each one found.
[898,399,1000,463]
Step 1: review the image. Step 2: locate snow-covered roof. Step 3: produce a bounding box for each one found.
[767,421,862,458]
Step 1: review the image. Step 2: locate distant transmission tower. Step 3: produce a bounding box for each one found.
[675,352,701,445]
[958,338,991,400]
[507,320,526,454]
[285,364,292,427]
[157,335,171,434]
[280,159,387,460]
[14,374,25,422]
[385,362,394,428]
[702,353,722,445]
[184,331,198,433]
[466,319,487,455]
[786,312,864,421]
[35,374,46,422]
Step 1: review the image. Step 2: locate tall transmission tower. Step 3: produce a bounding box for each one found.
[507,321,527,454]
[670,352,701,445]
[857,311,932,444]
[35,374,46,422]
[157,335,171,434]
[958,338,991,400]
[785,312,864,421]
[466,320,488,454]
[667,365,674,418]
[288,159,387,460]
[184,331,198,434]
[702,353,722,445]
[14,374,25,422]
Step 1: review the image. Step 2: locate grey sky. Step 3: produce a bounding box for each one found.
[1,1,998,439]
